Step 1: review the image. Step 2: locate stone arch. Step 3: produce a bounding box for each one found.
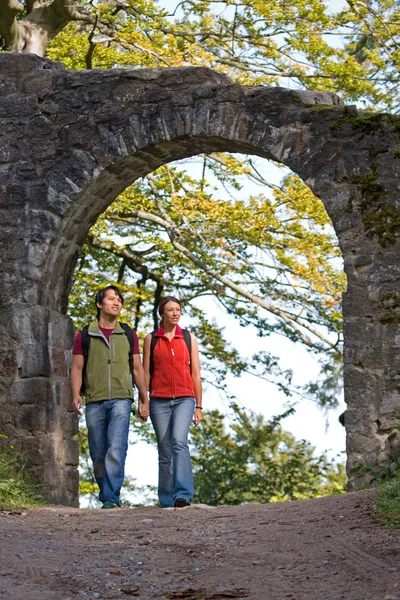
[1,52,399,505]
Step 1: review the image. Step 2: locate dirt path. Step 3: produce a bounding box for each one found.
[0,490,399,600]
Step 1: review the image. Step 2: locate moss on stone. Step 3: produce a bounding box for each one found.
[379,313,400,324]
[393,150,400,159]
[380,292,400,308]
[344,196,354,213]
[369,148,387,157]
[352,165,400,247]
[308,104,339,113]
[379,292,400,324]
[329,112,400,134]
[348,113,400,133]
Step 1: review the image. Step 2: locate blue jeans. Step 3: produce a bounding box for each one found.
[150,396,195,508]
[86,399,131,505]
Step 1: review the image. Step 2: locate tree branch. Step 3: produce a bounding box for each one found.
[109,209,338,353]
[88,234,163,287]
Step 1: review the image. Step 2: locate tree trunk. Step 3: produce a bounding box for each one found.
[0,0,89,56]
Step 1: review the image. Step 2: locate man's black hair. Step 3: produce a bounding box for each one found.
[95,285,124,320]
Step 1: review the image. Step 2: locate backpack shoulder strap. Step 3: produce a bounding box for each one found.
[149,331,158,387]
[119,322,135,385]
[80,325,90,394]
[81,324,90,357]
[181,329,192,369]
[119,322,134,350]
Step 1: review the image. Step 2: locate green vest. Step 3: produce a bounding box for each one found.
[84,321,134,403]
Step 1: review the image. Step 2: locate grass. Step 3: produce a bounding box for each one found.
[0,435,45,510]
[375,472,400,530]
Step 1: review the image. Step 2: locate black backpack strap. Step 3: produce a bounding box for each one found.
[119,322,135,386]
[181,329,192,372]
[80,325,90,394]
[149,331,158,388]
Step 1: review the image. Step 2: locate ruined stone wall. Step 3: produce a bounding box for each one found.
[0,52,399,504]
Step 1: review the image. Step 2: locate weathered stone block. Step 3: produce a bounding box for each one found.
[0,53,65,75]
[10,378,51,405]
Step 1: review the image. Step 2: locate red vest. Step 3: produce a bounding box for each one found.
[150,326,196,399]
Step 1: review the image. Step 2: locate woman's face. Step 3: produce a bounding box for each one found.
[162,301,181,326]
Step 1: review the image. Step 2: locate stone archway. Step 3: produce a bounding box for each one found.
[0,52,399,505]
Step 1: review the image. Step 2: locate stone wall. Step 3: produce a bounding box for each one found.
[0,52,399,504]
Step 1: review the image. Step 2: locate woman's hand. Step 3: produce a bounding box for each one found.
[193,407,203,425]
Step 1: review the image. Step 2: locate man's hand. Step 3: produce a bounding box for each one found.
[72,395,83,416]
[138,399,150,421]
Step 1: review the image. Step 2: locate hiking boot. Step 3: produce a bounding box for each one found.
[174,498,191,508]
[101,500,118,509]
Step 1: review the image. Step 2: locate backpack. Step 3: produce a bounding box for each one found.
[149,329,192,387]
[80,322,135,394]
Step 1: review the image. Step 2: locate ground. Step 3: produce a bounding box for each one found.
[0,490,399,600]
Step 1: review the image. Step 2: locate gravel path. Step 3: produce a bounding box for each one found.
[0,490,399,600]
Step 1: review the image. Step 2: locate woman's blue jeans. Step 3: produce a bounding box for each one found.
[86,398,131,506]
[150,396,195,508]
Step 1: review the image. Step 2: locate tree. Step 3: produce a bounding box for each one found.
[0,0,90,56]
[69,161,345,407]
[190,404,346,505]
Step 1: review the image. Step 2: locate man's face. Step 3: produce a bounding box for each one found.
[98,289,123,318]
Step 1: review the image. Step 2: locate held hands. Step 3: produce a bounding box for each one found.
[138,399,150,421]
[72,396,83,416]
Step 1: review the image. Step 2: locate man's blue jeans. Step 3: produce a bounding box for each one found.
[86,399,131,506]
[150,396,195,508]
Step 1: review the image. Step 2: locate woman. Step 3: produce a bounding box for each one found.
[143,296,203,508]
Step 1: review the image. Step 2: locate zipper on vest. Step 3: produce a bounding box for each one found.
[89,330,112,400]
[108,346,112,400]
[164,337,176,399]
[170,340,175,398]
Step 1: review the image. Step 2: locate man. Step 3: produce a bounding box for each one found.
[71,285,149,509]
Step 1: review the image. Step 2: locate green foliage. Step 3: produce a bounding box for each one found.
[375,471,400,530]
[190,405,346,505]
[0,435,45,510]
